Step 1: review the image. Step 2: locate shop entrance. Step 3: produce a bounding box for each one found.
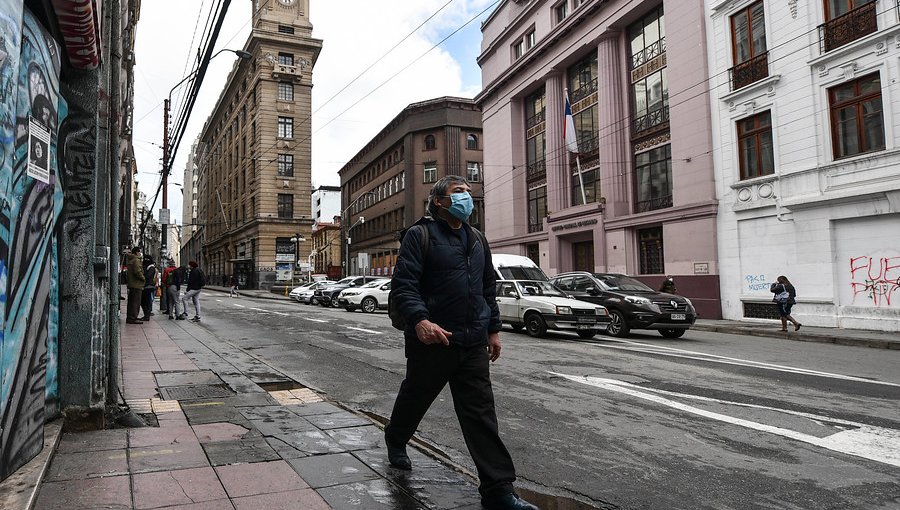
[573,241,594,272]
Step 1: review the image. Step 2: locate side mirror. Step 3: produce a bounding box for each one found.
[381,284,389,290]
[349,282,356,287]
[588,286,600,296]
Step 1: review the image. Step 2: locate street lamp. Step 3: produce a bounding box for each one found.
[290,233,305,282]
[342,190,376,277]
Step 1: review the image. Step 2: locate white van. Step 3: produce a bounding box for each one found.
[492,254,548,281]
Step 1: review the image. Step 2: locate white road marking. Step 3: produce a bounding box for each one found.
[345,326,380,334]
[271,311,289,316]
[600,339,900,388]
[304,317,327,323]
[552,372,900,468]
[216,299,223,302]
[233,303,245,308]
[250,307,269,313]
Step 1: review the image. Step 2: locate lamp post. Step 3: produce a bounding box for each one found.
[290,233,305,283]
[342,190,376,278]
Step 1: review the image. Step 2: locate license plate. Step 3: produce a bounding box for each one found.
[576,324,594,330]
[577,317,595,323]
[671,313,686,321]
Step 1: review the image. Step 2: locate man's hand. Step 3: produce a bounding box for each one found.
[415,319,451,346]
[487,332,501,362]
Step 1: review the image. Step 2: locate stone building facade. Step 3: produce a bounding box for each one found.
[196,0,321,289]
[476,0,722,317]
[338,98,484,277]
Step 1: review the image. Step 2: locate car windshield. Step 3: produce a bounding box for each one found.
[334,277,355,285]
[593,274,654,292]
[361,280,388,288]
[498,266,549,281]
[515,281,565,297]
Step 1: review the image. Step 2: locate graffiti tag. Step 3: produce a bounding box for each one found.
[745,274,769,292]
[849,256,900,307]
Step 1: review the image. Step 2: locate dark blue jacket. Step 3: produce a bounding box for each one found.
[392,216,501,350]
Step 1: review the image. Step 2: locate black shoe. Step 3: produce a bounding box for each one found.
[139,316,151,321]
[481,492,540,510]
[126,319,143,324]
[385,433,411,470]
[176,315,186,320]
[190,316,201,322]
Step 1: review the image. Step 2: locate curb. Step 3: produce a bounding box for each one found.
[690,323,899,350]
[0,420,63,510]
[205,287,292,302]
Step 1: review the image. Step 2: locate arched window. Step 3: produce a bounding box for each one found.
[425,134,436,150]
[466,134,478,150]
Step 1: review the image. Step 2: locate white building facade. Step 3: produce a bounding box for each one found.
[311,185,340,228]
[707,0,900,330]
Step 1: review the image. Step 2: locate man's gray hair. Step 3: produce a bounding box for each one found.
[427,175,470,217]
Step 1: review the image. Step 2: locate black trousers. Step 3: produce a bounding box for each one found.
[126,288,142,320]
[141,288,154,318]
[386,342,516,498]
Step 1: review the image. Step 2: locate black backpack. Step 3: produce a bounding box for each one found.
[387,222,488,331]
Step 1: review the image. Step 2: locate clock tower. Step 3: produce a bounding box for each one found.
[252,0,311,30]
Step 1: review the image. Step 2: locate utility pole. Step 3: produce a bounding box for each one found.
[160,98,170,262]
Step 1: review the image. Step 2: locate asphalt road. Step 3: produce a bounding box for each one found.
[194,293,900,510]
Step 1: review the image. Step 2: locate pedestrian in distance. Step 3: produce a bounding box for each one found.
[229,275,239,297]
[659,275,677,294]
[770,275,801,332]
[140,255,157,321]
[181,261,206,321]
[125,246,145,324]
[164,260,185,320]
[386,175,539,510]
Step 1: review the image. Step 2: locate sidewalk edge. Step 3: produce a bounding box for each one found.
[690,323,898,349]
[0,419,63,510]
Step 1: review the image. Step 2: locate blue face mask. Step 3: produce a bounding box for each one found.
[446,192,474,221]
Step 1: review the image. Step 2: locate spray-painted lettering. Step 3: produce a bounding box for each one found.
[849,256,900,307]
[745,274,770,292]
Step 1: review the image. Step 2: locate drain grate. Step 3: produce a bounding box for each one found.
[159,384,234,400]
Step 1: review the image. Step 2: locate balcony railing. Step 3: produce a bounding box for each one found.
[526,159,546,182]
[819,2,877,53]
[525,109,546,131]
[729,51,769,90]
[632,106,670,136]
[528,221,544,233]
[570,79,598,104]
[631,37,666,70]
[634,194,672,213]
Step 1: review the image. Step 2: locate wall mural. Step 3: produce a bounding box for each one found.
[0,8,64,481]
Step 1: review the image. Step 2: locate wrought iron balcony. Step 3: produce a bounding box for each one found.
[526,159,546,182]
[528,221,544,233]
[819,2,877,53]
[632,106,669,136]
[631,38,666,70]
[634,194,672,213]
[729,51,769,90]
[570,79,598,104]
[525,109,546,130]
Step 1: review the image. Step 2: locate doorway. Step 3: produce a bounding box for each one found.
[572,241,594,272]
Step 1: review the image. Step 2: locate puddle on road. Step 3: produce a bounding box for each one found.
[257,380,304,391]
[516,488,607,510]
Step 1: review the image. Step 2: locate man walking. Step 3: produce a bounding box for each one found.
[125,246,145,324]
[140,255,157,321]
[386,176,539,510]
[163,260,185,320]
[181,260,205,321]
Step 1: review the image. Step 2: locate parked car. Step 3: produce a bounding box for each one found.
[291,280,335,304]
[316,276,383,307]
[550,272,696,338]
[337,279,391,312]
[496,280,610,339]
[492,254,549,281]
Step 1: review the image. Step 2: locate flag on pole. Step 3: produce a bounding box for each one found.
[564,90,579,153]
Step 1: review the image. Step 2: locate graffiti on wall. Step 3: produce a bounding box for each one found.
[0,10,63,481]
[849,255,900,307]
[744,274,770,292]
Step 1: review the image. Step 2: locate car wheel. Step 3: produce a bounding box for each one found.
[331,296,340,307]
[308,297,317,305]
[510,323,524,332]
[524,313,547,337]
[659,328,685,338]
[576,330,597,339]
[605,310,630,338]
[344,306,354,312]
[361,297,377,313]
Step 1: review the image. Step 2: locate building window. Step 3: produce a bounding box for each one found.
[526,243,540,266]
[638,226,664,275]
[821,0,877,52]
[730,1,768,90]
[466,134,478,150]
[555,1,568,22]
[277,194,293,219]
[424,162,437,183]
[568,54,599,202]
[629,7,668,136]
[634,144,672,213]
[278,24,294,34]
[737,111,774,180]
[513,39,525,59]
[278,82,294,102]
[424,134,436,150]
[467,162,480,182]
[571,169,600,206]
[277,116,293,138]
[528,185,547,233]
[277,154,294,177]
[525,86,546,182]
[526,30,536,50]
[278,52,294,66]
[829,72,884,159]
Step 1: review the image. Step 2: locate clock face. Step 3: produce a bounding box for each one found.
[277,0,295,5]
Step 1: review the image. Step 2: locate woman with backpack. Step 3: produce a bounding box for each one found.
[770,275,801,332]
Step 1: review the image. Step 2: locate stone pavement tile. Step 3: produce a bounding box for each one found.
[304,410,372,430]
[271,429,344,455]
[324,425,383,451]
[180,401,251,426]
[56,429,127,454]
[239,405,298,421]
[202,437,280,466]
[215,459,309,498]
[192,422,250,443]
[285,401,344,417]
[317,479,426,510]
[285,452,379,489]
[231,489,330,510]
[129,425,198,448]
[155,370,222,387]
[129,442,209,473]
[250,416,316,437]
[33,474,131,510]
[264,437,308,460]
[152,499,235,510]
[132,466,227,509]
[45,449,129,482]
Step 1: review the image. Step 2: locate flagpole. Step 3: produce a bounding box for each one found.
[575,153,586,206]
[564,88,587,205]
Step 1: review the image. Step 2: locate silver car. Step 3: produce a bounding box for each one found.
[496,280,611,339]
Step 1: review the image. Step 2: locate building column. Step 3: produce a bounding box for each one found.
[544,72,566,215]
[597,34,630,218]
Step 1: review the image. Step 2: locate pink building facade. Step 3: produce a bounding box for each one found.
[476,0,722,318]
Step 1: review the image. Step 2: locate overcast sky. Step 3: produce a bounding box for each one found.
[132,0,496,226]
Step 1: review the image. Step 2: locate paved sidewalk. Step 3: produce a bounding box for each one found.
[33,312,483,510]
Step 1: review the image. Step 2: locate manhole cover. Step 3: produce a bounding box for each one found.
[159,385,234,400]
[155,370,223,387]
